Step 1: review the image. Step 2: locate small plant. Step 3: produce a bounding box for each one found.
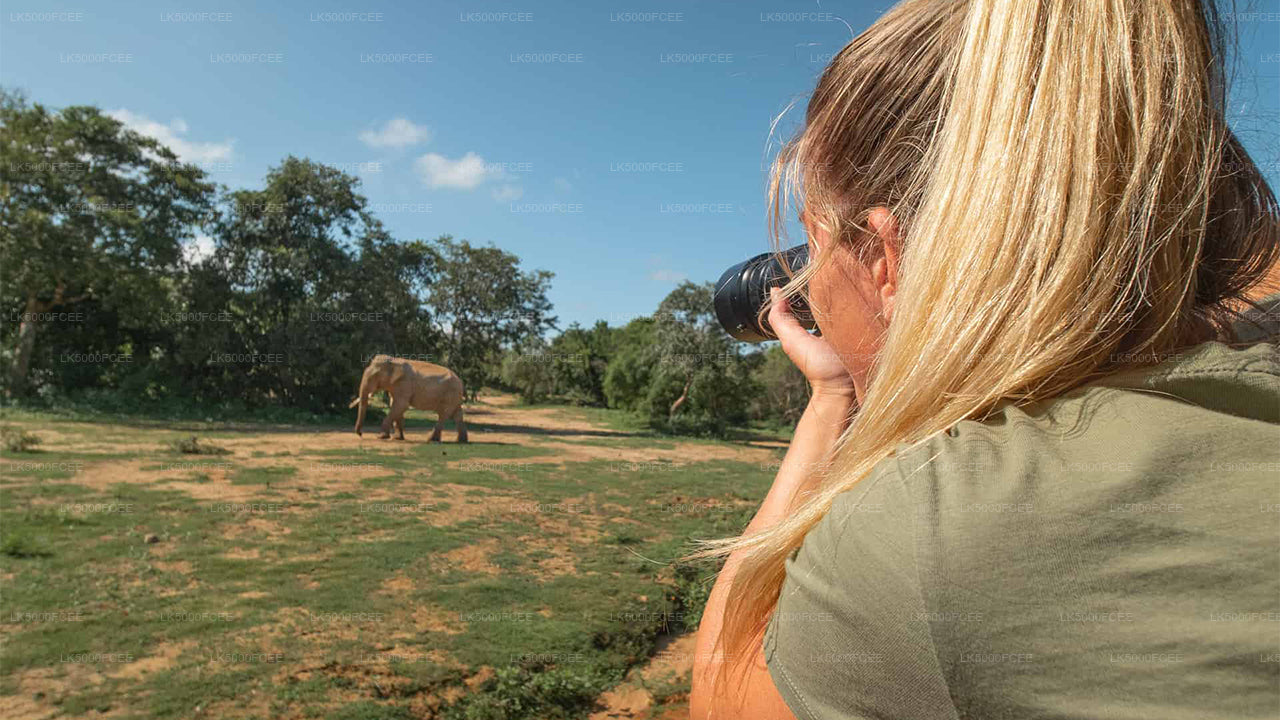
[0,426,42,453]
[672,560,718,630]
[166,435,231,455]
[645,672,692,708]
[440,665,614,720]
[605,528,644,546]
[1,531,51,558]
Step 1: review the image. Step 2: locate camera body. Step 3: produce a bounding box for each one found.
[713,244,816,342]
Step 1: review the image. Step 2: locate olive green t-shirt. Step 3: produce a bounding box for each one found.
[764,337,1280,719]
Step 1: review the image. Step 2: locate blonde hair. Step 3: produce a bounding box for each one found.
[702,0,1279,700]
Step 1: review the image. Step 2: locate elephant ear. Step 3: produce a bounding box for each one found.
[388,361,410,386]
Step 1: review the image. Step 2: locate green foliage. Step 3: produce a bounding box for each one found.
[1,530,51,558]
[173,157,442,412]
[598,298,804,437]
[429,237,557,399]
[602,318,657,412]
[1,426,42,453]
[165,435,230,455]
[0,88,217,397]
[5,137,554,413]
[440,665,614,720]
[500,341,555,404]
[639,282,760,436]
[748,345,809,426]
[502,321,617,406]
[671,561,719,630]
[546,321,615,405]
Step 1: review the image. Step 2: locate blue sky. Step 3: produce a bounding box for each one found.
[3,1,1277,330]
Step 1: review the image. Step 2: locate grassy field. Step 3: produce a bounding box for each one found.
[0,395,786,719]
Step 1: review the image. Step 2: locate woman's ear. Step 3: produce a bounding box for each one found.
[867,207,901,322]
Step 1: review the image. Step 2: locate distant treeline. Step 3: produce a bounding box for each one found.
[498,287,809,435]
[0,89,807,434]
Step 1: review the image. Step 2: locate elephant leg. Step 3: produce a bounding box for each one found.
[453,407,468,443]
[428,413,443,443]
[394,416,406,441]
[381,394,409,440]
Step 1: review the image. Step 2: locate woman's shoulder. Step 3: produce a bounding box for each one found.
[872,338,1280,517]
[911,338,1280,468]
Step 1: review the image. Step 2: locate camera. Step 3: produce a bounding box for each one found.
[713,244,817,342]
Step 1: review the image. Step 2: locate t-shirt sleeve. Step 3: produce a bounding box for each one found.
[763,461,958,720]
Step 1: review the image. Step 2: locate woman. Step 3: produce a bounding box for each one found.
[691,1,1279,718]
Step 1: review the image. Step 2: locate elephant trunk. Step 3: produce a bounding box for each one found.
[353,370,374,436]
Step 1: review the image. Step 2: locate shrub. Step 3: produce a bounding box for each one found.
[166,435,231,455]
[0,426,42,453]
[1,531,51,558]
[440,665,614,720]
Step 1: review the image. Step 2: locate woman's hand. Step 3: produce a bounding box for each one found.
[768,288,857,401]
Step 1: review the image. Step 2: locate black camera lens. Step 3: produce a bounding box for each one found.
[713,244,816,342]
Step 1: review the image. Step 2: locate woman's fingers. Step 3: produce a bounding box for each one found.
[769,288,823,358]
[769,288,858,392]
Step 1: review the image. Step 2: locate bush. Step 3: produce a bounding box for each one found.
[166,435,231,455]
[500,346,555,404]
[1,426,42,453]
[748,345,808,426]
[1,531,51,558]
[440,665,615,720]
[602,319,656,411]
[671,560,718,630]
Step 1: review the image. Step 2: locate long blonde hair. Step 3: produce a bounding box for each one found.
[702,0,1279,697]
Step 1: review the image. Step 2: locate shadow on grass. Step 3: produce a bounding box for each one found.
[466,421,635,439]
[359,437,519,446]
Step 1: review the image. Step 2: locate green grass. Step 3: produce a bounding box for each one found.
[0,400,777,718]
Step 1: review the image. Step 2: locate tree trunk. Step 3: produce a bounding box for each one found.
[668,374,692,424]
[8,294,41,397]
[7,284,90,398]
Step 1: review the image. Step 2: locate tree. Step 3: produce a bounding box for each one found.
[547,321,614,405]
[603,317,657,411]
[499,339,555,404]
[427,237,556,398]
[177,157,439,411]
[0,89,215,395]
[642,282,757,435]
[749,344,809,426]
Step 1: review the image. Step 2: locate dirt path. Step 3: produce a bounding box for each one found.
[590,632,698,719]
[2,393,783,502]
[456,394,784,466]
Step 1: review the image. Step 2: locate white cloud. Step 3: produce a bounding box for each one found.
[648,269,688,283]
[182,234,216,264]
[107,109,233,164]
[415,151,495,189]
[359,116,431,149]
[492,184,524,202]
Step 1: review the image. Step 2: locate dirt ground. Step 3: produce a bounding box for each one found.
[31,394,782,505]
[1,393,786,719]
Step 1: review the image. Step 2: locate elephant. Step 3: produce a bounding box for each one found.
[349,355,468,442]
